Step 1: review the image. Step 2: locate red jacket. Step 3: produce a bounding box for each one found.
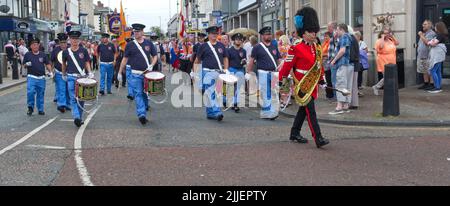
[279,40,325,100]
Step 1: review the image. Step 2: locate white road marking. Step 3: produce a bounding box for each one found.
[26,145,66,150]
[60,119,74,122]
[0,117,58,156]
[74,105,101,186]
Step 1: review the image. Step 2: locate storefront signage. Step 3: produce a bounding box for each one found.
[212,10,222,17]
[17,22,29,30]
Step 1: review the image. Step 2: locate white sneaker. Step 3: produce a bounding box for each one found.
[329,110,345,115]
[372,86,379,96]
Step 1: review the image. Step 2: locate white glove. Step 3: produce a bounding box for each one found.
[117,73,123,82]
[245,73,252,81]
[320,84,327,90]
[88,73,95,79]
[147,65,154,72]
[25,62,32,67]
[62,75,68,82]
[225,70,231,75]
[47,72,54,79]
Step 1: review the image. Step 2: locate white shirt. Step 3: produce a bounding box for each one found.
[18,45,28,62]
[243,42,253,60]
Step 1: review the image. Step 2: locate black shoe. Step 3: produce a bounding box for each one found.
[38,111,45,115]
[107,91,112,94]
[418,83,429,90]
[74,119,83,127]
[65,107,72,111]
[425,84,435,91]
[217,115,224,122]
[127,95,134,101]
[57,106,66,113]
[315,137,330,148]
[27,107,33,116]
[139,117,148,125]
[269,116,279,121]
[234,106,241,113]
[349,106,358,110]
[99,91,105,96]
[290,134,309,144]
[53,99,57,103]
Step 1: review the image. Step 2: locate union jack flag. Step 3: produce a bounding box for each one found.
[64,1,72,33]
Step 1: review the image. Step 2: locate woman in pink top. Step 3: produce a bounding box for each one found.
[372,28,399,96]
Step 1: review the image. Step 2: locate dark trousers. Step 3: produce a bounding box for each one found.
[291,99,322,141]
[325,70,334,98]
[92,56,98,71]
[180,59,192,74]
[358,70,365,88]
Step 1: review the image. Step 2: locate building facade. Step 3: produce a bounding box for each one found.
[0,0,53,51]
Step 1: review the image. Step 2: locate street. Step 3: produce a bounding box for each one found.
[0,70,449,186]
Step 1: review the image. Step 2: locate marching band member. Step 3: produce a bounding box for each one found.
[279,7,330,148]
[51,33,71,113]
[24,37,53,116]
[247,26,281,120]
[150,33,162,72]
[62,31,95,127]
[118,23,158,125]
[227,33,247,113]
[97,33,117,95]
[194,26,229,121]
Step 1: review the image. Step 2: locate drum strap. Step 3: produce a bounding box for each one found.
[133,40,152,71]
[68,49,86,76]
[207,42,223,72]
[259,42,278,70]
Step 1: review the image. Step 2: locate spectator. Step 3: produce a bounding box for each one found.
[221,33,230,48]
[354,31,369,94]
[322,31,334,99]
[427,22,448,94]
[327,21,339,99]
[348,27,360,110]
[417,20,437,90]
[329,23,354,115]
[4,40,16,66]
[17,39,29,77]
[372,28,400,96]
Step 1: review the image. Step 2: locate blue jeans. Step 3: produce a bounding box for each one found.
[27,77,46,112]
[429,62,443,89]
[100,63,114,93]
[54,72,71,109]
[202,69,223,118]
[67,76,85,120]
[126,65,134,97]
[129,73,149,118]
[258,70,279,119]
[228,67,245,106]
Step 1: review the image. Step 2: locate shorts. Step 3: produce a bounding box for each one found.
[417,59,430,74]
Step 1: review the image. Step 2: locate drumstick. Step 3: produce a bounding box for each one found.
[323,86,351,96]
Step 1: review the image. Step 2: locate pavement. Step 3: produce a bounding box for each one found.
[0,67,27,91]
[281,81,450,127]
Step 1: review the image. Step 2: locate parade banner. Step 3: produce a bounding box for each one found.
[108,12,121,35]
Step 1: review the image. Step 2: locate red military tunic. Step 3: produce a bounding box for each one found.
[279,40,325,100]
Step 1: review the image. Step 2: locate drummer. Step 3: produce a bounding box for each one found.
[227,33,247,113]
[97,33,117,96]
[118,23,158,125]
[23,37,53,116]
[247,26,281,120]
[194,25,229,121]
[51,33,71,113]
[62,31,95,127]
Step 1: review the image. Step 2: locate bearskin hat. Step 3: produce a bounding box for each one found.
[294,7,320,36]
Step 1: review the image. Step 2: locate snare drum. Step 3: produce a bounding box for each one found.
[76,78,98,101]
[217,74,238,96]
[144,72,166,95]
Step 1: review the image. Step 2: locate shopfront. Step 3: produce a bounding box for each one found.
[261,0,282,33]
[0,17,37,52]
[418,0,450,78]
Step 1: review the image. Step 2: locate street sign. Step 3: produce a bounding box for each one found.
[197,13,206,18]
[212,10,222,17]
[49,21,59,31]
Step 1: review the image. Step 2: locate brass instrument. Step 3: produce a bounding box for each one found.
[291,39,323,106]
